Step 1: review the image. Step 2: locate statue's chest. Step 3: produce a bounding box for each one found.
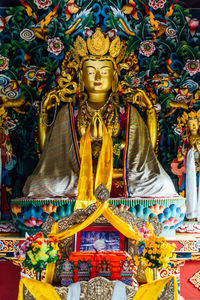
[74,104,126,170]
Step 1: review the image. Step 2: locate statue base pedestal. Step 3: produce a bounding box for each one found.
[10,196,185,237]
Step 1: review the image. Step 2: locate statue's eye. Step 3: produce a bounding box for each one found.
[101,70,108,75]
[87,70,95,75]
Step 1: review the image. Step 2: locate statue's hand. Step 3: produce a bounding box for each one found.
[90,113,103,140]
[133,88,153,109]
[42,91,60,112]
[177,145,187,162]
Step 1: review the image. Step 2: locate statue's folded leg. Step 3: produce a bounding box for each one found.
[23,104,80,198]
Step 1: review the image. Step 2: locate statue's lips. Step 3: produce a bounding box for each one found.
[94,82,102,86]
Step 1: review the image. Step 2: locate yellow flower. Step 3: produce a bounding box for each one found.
[32,242,41,252]
[52,243,59,251]
[143,249,147,255]
[35,252,49,262]
[134,256,140,266]
[27,251,34,259]
[31,258,37,265]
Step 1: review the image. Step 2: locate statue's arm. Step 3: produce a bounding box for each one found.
[177,144,187,162]
[146,106,157,150]
[38,110,48,152]
[38,91,60,152]
[132,89,157,150]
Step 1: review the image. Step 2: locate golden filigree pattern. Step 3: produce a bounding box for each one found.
[157,277,175,300]
[192,254,200,261]
[0,239,24,252]
[189,270,200,290]
[160,267,180,278]
[74,35,88,57]
[24,277,137,300]
[87,28,110,56]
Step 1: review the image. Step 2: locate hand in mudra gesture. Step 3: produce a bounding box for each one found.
[133,88,153,109]
[42,91,60,112]
[90,113,103,140]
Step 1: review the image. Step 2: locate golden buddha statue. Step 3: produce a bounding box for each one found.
[23,28,179,207]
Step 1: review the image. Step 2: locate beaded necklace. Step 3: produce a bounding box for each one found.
[77,94,120,138]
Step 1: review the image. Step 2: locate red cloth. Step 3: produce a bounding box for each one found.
[0,261,21,300]
[1,185,10,216]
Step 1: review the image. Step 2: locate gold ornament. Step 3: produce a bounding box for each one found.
[87,28,110,56]
[109,36,121,58]
[177,110,200,128]
[74,35,88,57]
[72,28,125,68]
[116,41,127,64]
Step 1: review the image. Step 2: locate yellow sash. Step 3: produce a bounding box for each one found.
[18,278,62,300]
[74,121,113,210]
[44,222,59,284]
[134,276,178,300]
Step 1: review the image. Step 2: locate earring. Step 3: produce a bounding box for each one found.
[112,71,118,94]
[79,70,84,93]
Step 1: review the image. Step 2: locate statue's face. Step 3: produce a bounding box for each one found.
[187,118,199,135]
[82,59,114,94]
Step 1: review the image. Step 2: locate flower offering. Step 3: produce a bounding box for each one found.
[134,229,176,269]
[14,232,61,272]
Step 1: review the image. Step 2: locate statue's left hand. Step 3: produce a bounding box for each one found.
[133,88,153,109]
[42,92,60,112]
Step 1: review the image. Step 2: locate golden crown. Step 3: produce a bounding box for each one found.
[71,28,127,69]
[177,110,200,127]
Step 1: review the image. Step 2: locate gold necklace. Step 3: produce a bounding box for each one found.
[77,94,120,138]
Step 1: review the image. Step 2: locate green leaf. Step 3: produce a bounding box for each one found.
[5,66,19,81]
[176,41,187,56]
[28,43,47,55]
[174,4,187,24]
[11,40,28,51]
[143,56,159,73]
[178,23,188,41]
[158,94,174,109]
[44,57,58,73]
[82,12,94,28]
[127,36,140,54]
[155,38,174,53]
[107,13,119,30]
[181,45,197,60]
[166,16,178,31]
[21,84,37,104]
[134,19,152,41]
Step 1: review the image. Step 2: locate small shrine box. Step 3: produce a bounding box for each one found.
[69,251,132,281]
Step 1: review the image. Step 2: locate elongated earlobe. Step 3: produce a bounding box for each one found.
[112,70,118,93]
[79,70,84,92]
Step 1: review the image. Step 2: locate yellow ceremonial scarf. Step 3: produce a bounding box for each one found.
[74,121,113,210]
[134,276,178,300]
[18,278,62,300]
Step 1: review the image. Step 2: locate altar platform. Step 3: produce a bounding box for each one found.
[0,221,200,300]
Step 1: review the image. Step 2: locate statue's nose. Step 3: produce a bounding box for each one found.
[95,70,101,80]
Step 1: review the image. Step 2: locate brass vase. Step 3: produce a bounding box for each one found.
[152,268,159,281]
